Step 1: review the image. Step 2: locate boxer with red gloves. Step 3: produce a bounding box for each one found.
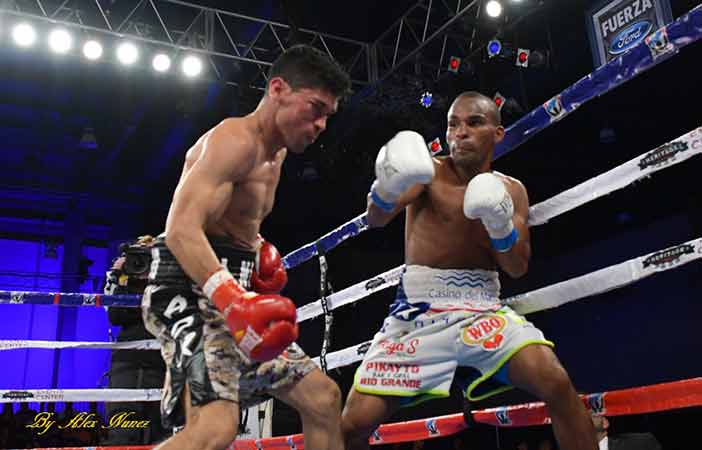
[251,236,288,294]
[141,45,349,450]
[202,237,295,362]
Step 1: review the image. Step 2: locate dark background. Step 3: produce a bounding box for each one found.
[0,0,700,448]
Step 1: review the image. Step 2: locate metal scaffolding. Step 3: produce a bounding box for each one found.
[369,0,481,84]
[0,0,372,89]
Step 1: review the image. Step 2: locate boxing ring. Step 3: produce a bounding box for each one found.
[2,4,702,450]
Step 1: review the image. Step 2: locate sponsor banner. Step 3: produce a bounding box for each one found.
[358,362,424,390]
[588,0,673,67]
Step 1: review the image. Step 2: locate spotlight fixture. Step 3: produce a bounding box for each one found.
[516,48,530,67]
[48,28,72,54]
[182,55,202,77]
[420,91,433,108]
[487,39,502,58]
[428,138,442,155]
[493,92,506,110]
[486,1,503,18]
[116,42,139,65]
[12,23,37,48]
[448,56,461,73]
[152,54,171,72]
[83,40,103,60]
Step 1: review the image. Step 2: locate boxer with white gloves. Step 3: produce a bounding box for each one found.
[343,92,598,450]
[463,172,518,253]
[369,130,435,212]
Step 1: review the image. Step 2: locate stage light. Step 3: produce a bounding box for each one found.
[116,42,139,65]
[153,54,171,72]
[487,39,502,58]
[516,48,530,67]
[486,1,503,18]
[12,23,37,48]
[182,55,202,77]
[48,28,72,54]
[83,40,103,60]
[428,138,442,155]
[448,56,461,73]
[493,92,506,110]
[528,49,548,68]
[420,91,433,108]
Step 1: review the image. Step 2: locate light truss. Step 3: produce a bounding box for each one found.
[0,0,372,90]
[370,0,480,83]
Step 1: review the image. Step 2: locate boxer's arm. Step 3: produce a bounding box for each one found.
[493,178,531,278]
[367,183,425,228]
[165,124,255,287]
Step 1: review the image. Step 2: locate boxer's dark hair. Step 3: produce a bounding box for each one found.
[267,44,351,98]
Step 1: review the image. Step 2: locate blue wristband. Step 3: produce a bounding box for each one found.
[490,227,519,253]
[370,188,396,212]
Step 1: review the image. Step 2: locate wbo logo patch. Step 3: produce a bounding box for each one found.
[461,314,506,351]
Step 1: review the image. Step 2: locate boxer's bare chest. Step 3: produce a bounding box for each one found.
[405,166,495,270]
[228,156,283,221]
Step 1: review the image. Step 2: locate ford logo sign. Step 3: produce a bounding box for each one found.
[609,21,652,55]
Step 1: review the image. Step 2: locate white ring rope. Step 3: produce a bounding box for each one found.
[4,234,699,387]
[0,339,158,351]
[0,388,161,403]
[528,126,701,226]
[5,128,700,403]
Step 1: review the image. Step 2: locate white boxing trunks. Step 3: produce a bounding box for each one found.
[353,265,553,406]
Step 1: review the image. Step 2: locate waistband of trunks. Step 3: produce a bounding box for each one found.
[148,234,256,287]
[401,265,501,301]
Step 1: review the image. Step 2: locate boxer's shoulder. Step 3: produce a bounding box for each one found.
[492,170,524,189]
[214,117,257,147]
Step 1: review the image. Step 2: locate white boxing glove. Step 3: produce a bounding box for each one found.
[463,173,519,252]
[370,131,435,211]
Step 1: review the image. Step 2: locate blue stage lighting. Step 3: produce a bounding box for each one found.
[487,39,502,58]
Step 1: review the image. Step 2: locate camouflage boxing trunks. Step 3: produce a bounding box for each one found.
[142,235,316,428]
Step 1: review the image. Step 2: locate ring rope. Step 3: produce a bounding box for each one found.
[527,126,702,226]
[236,378,702,448]
[3,234,700,358]
[279,5,702,270]
[4,123,699,310]
[0,388,161,403]
[6,378,702,449]
[494,4,702,158]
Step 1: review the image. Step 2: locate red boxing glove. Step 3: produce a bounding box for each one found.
[204,268,298,362]
[251,238,288,294]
